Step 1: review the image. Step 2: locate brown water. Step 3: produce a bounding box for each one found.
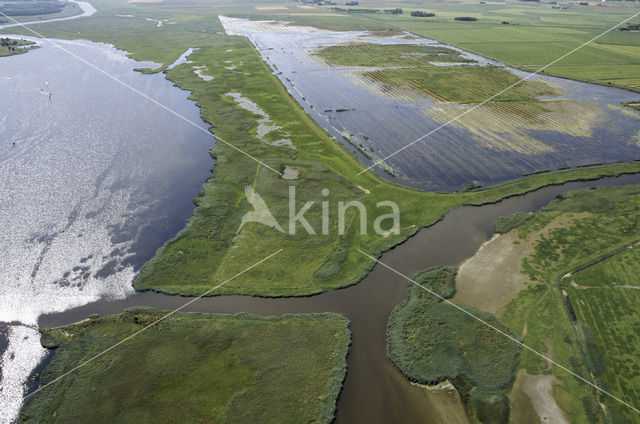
[38,173,640,423]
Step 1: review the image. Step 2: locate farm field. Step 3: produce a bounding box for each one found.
[19,309,350,423]
[227,1,640,93]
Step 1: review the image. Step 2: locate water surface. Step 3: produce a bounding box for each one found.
[0,36,212,421]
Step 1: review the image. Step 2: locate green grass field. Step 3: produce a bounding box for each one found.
[352,2,640,93]
[20,309,350,424]
[387,266,520,424]
[569,247,640,423]
[364,65,556,103]
[315,43,472,67]
[496,184,640,423]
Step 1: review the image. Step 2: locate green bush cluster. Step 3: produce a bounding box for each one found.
[387,266,520,423]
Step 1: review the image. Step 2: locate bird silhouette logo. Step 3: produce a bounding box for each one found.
[238,186,284,233]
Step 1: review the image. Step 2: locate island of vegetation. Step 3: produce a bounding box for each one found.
[387,266,520,424]
[20,309,350,423]
[0,0,81,24]
[316,43,473,67]
[0,37,37,57]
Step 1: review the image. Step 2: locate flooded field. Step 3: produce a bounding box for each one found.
[220,16,640,191]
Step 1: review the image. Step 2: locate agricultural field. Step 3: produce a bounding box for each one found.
[338,1,640,93]
[225,1,640,93]
[387,266,521,424]
[19,309,350,423]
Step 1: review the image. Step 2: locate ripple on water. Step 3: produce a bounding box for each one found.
[0,37,213,422]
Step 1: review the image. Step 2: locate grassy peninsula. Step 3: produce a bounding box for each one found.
[0,37,36,56]
[20,309,350,424]
[0,0,82,25]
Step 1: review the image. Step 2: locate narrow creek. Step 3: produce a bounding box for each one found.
[38,173,640,423]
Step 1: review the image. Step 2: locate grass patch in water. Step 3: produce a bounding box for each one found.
[363,65,557,104]
[315,43,472,67]
[0,37,37,57]
[20,309,350,424]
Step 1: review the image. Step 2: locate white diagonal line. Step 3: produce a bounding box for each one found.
[356,11,640,176]
[23,249,282,399]
[357,248,640,415]
[0,11,283,176]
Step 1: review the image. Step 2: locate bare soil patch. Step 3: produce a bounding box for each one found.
[454,213,591,314]
[510,370,569,424]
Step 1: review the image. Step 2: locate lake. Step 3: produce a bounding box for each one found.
[0,36,213,422]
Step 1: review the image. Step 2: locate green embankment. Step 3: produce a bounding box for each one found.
[7,3,640,298]
[387,266,520,424]
[497,184,640,423]
[20,309,350,424]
